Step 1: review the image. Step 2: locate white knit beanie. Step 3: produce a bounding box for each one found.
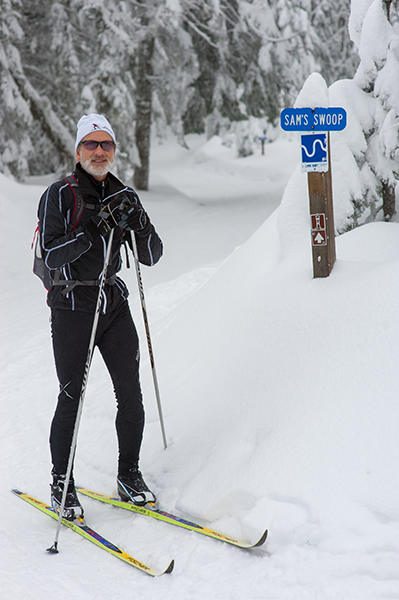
[75,114,116,151]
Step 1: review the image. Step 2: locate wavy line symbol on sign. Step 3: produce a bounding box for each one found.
[301,132,328,166]
[301,138,327,158]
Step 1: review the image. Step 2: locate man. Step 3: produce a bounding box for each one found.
[37,114,163,520]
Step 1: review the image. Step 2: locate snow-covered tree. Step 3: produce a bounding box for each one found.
[327,0,399,231]
[1,0,79,178]
[309,0,359,86]
[180,1,312,129]
[352,0,399,222]
[0,0,33,179]
[180,0,356,157]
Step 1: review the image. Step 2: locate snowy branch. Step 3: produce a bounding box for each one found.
[8,54,75,161]
[182,15,219,48]
[262,31,303,44]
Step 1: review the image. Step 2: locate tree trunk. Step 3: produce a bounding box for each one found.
[382,181,396,221]
[383,0,393,22]
[133,32,155,190]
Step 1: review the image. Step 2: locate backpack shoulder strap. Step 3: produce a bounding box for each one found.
[63,175,84,232]
[62,175,99,232]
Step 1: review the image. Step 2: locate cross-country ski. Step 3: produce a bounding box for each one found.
[12,490,174,576]
[77,487,268,549]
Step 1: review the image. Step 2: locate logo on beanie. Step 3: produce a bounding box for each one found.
[92,124,100,130]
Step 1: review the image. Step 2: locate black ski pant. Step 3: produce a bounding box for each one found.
[50,301,144,477]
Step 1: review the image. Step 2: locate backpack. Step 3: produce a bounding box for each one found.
[32,175,86,289]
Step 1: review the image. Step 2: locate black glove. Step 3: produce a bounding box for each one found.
[85,205,119,239]
[85,196,148,240]
[118,203,147,232]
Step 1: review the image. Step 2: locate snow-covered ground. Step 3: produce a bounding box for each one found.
[1,132,399,599]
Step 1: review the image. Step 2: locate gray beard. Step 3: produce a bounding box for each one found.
[81,156,114,179]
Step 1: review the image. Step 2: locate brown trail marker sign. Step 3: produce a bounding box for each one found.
[280,107,347,278]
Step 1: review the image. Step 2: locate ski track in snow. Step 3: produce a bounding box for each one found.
[1,133,399,599]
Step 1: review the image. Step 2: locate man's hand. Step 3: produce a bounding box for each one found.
[85,204,119,239]
[85,196,148,240]
[117,204,147,232]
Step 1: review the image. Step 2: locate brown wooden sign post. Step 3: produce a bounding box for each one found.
[280,107,347,278]
[307,133,336,278]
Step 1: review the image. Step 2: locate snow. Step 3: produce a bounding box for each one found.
[294,73,329,109]
[1,131,399,599]
[357,1,391,71]
[348,0,374,48]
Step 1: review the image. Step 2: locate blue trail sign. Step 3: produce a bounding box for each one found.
[280,107,347,132]
[301,132,328,172]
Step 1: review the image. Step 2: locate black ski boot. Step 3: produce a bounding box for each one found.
[50,470,84,521]
[117,463,156,506]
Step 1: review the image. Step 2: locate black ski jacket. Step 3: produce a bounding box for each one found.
[38,163,163,313]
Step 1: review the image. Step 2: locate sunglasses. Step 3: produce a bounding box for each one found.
[80,140,116,152]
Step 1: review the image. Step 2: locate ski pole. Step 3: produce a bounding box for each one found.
[130,230,167,450]
[47,228,115,554]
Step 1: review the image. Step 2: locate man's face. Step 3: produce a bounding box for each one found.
[76,131,116,181]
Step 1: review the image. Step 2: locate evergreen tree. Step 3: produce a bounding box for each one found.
[182,0,356,155]
[76,0,139,182]
[330,0,399,231]
[1,0,80,178]
[0,0,33,179]
[309,0,359,86]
